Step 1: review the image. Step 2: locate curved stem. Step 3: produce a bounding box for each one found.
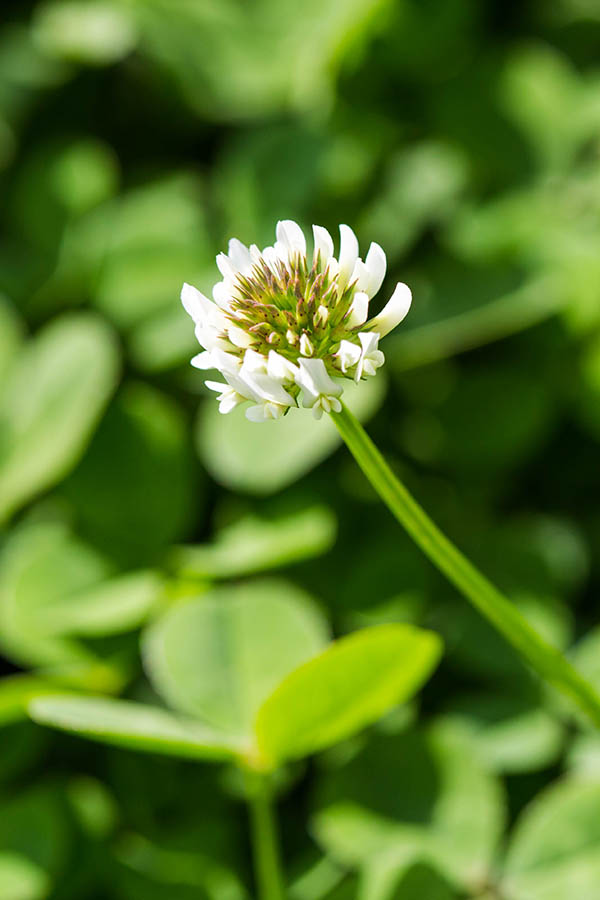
[246,773,285,900]
[331,402,600,728]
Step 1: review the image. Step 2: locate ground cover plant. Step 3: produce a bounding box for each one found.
[2,1,600,898]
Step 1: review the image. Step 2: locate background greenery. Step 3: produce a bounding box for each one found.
[2,0,600,897]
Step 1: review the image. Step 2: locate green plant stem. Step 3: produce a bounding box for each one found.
[246,774,285,900]
[331,402,600,728]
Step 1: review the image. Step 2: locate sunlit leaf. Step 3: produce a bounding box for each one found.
[256,624,442,765]
[0,675,58,728]
[33,1,138,66]
[0,852,49,900]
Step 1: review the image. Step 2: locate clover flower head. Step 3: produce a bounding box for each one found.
[182,220,412,421]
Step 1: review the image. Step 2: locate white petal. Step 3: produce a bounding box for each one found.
[245,404,269,423]
[338,224,359,288]
[212,281,234,309]
[350,259,371,293]
[337,340,361,373]
[267,350,298,383]
[181,283,212,325]
[276,219,306,257]
[366,282,412,337]
[262,246,281,273]
[228,324,253,349]
[228,238,252,273]
[347,291,369,328]
[299,334,314,357]
[242,348,268,374]
[312,224,334,265]
[191,351,214,370]
[209,348,243,375]
[219,394,243,414]
[216,253,236,280]
[364,242,387,297]
[242,370,295,406]
[358,332,380,356]
[296,358,342,401]
[205,380,229,393]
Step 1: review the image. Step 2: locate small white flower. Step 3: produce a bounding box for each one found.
[296,358,343,420]
[337,223,360,289]
[267,350,299,385]
[335,333,384,380]
[354,332,385,381]
[205,381,247,414]
[299,333,314,357]
[336,340,362,374]
[246,401,289,423]
[347,291,369,328]
[181,220,412,422]
[365,281,412,337]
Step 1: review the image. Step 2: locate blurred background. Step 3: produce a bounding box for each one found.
[2,0,600,898]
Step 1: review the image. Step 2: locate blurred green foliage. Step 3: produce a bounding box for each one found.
[1,0,600,897]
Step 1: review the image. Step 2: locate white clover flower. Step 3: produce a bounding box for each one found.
[182,220,412,421]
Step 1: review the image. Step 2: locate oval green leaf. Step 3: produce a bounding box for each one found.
[255,624,442,766]
[0,314,119,524]
[0,521,161,671]
[142,579,329,741]
[62,382,197,567]
[171,504,336,580]
[29,694,240,761]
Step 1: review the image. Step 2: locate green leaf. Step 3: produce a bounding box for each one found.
[313,721,506,892]
[443,692,564,774]
[92,173,211,329]
[0,314,119,524]
[255,624,442,766]
[0,521,160,674]
[503,778,600,900]
[196,373,386,494]
[29,695,241,761]
[114,832,248,900]
[37,570,164,636]
[33,1,138,66]
[0,852,49,900]
[500,46,587,169]
[142,579,329,740]
[62,382,197,566]
[172,505,336,580]
[0,675,58,728]
[360,860,458,900]
[362,141,467,258]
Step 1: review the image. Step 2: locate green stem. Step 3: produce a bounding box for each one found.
[331,402,600,728]
[246,773,285,900]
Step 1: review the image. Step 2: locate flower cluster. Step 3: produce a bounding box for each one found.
[182,220,411,421]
